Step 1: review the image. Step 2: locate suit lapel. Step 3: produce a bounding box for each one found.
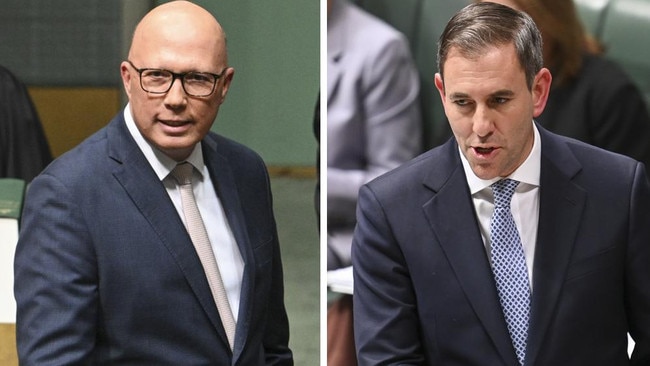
[420,129,587,365]
[422,141,520,366]
[106,116,232,349]
[525,127,586,365]
[202,135,254,361]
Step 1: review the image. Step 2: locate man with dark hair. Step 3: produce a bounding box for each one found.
[352,3,650,365]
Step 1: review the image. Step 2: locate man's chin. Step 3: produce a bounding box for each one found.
[153,140,196,162]
[469,163,499,180]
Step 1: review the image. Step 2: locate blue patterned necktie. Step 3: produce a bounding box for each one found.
[490,179,531,365]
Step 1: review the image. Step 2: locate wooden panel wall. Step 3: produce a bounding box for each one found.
[28,88,121,158]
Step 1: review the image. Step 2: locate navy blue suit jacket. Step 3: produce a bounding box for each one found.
[14,113,293,365]
[352,124,650,365]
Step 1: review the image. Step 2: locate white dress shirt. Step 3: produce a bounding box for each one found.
[460,122,541,289]
[124,105,244,320]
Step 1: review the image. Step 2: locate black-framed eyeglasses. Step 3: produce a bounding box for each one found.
[127,60,227,97]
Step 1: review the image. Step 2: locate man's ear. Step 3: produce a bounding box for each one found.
[120,61,133,100]
[434,73,445,102]
[434,73,450,118]
[218,67,235,103]
[532,67,552,118]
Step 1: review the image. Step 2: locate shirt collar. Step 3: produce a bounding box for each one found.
[123,103,205,181]
[460,122,541,195]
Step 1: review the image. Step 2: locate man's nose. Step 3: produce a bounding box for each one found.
[163,77,188,108]
[472,105,495,138]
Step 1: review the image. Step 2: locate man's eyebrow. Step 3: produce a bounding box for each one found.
[449,92,470,100]
[490,89,515,98]
[448,89,515,100]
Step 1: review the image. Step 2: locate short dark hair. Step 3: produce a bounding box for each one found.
[437,2,544,90]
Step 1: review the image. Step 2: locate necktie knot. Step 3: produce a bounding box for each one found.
[492,179,519,208]
[171,162,194,186]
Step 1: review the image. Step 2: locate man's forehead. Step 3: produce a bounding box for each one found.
[445,43,489,66]
[441,45,525,84]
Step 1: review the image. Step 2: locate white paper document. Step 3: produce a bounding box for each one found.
[0,218,18,323]
[327,266,354,295]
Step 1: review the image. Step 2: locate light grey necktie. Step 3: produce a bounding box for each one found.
[490,179,531,365]
[171,162,236,350]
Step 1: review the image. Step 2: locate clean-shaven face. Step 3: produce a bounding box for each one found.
[435,43,550,179]
[121,2,234,162]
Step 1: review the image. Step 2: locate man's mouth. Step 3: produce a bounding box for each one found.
[474,147,496,155]
[160,119,190,127]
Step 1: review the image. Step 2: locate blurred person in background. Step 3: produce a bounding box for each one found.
[0,65,52,182]
[327,0,422,271]
[327,0,423,364]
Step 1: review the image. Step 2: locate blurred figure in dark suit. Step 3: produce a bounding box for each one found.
[0,65,52,182]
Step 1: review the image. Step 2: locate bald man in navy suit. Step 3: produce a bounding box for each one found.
[14,2,292,364]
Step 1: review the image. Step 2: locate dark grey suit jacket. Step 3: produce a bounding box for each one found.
[14,113,293,365]
[352,124,650,365]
